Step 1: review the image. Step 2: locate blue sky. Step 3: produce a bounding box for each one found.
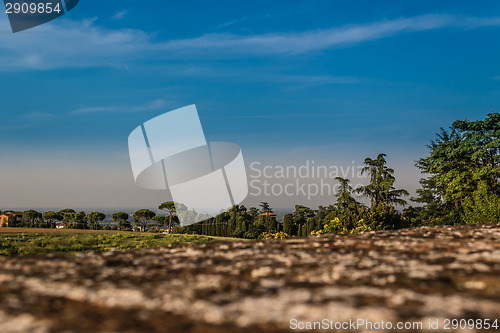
[1,0,499,209]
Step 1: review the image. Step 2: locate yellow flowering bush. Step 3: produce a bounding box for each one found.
[259,231,291,239]
[311,217,372,235]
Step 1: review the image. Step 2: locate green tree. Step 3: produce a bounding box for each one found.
[226,205,245,237]
[292,205,314,227]
[355,153,409,208]
[86,212,106,230]
[301,223,309,237]
[154,215,168,228]
[215,214,224,236]
[415,113,500,223]
[112,212,131,231]
[411,177,447,224]
[42,211,63,228]
[259,202,273,214]
[23,209,42,228]
[133,209,156,232]
[248,207,260,220]
[158,201,178,233]
[283,213,293,236]
[263,215,278,233]
[64,213,77,228]
[58,208,76,216]
[334,177,360,212]
[75,211,88,229]
[233,215,249,238]
[306,217,316,235]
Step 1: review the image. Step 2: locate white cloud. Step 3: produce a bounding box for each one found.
[161,64,361,85]
[112,10,128,20]
[70,106,117,115]
[0,16,152,70]
[0,14,499,70]
[214,16,252,29]
[0,112,55,130]
[129,99,167,112]
[69,99,169,115]
[260,74,361,85]
[23,112,55,120]
[163,14,500,55]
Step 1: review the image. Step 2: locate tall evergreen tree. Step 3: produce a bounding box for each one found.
[259,202,273,214]
[355,154,409,208]
[334,177,360,212]
[415,113,500,223]
[306,217,316,235]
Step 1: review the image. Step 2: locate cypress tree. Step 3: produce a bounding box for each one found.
[316,217,323,231]
[283,213,293,235]
[216,215,223,236]
[306,217,316,235]
[302,224,308,237]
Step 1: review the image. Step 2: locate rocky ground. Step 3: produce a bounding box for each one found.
[1,223,500,333]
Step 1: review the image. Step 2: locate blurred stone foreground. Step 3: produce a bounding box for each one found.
[1,224,500,333]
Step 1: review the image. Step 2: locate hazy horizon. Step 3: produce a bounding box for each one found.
[1,0,499,210]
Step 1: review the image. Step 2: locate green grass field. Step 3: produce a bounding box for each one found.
[0,230,228,256]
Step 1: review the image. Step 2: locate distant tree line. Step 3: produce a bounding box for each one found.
[2,113,498,238]
[176,152,412,238]
[0,202,182,233]
[176,113,500,238]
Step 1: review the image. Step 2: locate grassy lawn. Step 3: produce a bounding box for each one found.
[0,228,130,234]
[0,230,228,256]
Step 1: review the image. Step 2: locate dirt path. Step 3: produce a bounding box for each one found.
[1,223,499,332]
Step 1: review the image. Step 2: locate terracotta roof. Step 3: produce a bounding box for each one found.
[1,212,22,216]
[260,212,277,216]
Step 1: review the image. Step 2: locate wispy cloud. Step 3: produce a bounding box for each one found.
[214,16,252,29]
[128,99,168,112]
[164,14,500,56]
[0,112,55,130]
[0,16,151,70]
[23,112,55,121]
[1,14,500,70]
[165,64,362,85]
[69,99,169,115]
[259,74,362,85]
[70,106,117,115]
[112,10,128,20]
